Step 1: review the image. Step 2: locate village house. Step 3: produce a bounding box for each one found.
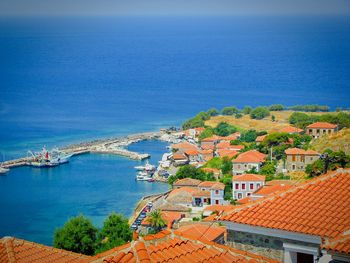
[173,178,201,189]
[171,152,189,166]
[201,167,222,179]
[232,173,265,200]
[279,126,304,134]
[306,122,338,138]
[200,135,222,148]
[198,181,226,205]
[220,168,350,263]
[199,149,214,162]
[232,150,266,175]
[284,148,320,172]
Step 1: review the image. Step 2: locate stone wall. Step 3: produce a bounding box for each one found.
[226,230,284,261]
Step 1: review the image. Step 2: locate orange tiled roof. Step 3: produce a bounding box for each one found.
[173,178,201,187]
[172,152,188,160]
[255,135,267,142]
[198,181,218,188]
[167,187,197,203]
[229,145,244,151]
[222,169,350,239]
[142,212,183,229]
[307,122,337,129]
[157,203,190,212]
[216,141,231,149]
[285,148,320,155]
[174,224,226,243]
[279,126,303,133]
[201,135,223,142]
[232,150,266,163]
[92,235,279,263]
[171,142,198,151]
[200,144,215,150]
[142,230,172,241]
[221,132,241,141]
[217,149,239,158]
[193,190,211,198]
[236,196,254,205]
[184,148,199,156]
[232,174,266,182]
[322,231,350,255]
[199,149,214,155]
[0,237,89,263]
[253,180,296,196]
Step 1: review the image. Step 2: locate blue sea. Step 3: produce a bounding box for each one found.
[0,16,350,245]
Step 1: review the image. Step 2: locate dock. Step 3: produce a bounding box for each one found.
[1,131,162,169]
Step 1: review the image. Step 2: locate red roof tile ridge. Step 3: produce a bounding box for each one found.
[1,236,90,261]
[221,169,349,217]
[173,233,279,262]
[134,241,151,263]
[2,237,16,262]
[91,242,132,259]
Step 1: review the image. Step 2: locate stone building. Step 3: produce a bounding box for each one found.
[306,122,338,138]
[284,148,320,172]
[232,150,266,175]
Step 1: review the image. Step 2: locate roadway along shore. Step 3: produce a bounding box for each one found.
[1,131,164,169]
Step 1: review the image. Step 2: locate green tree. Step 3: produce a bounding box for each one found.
[96,213,132,254]
[221,157,233,175]
[242,106,252,115]
[250,106,270,120]
[148,210,167,233]
[198,127,214,140]
[260,162,276,179]
[182,111,210,129]
[288,112,312,128]
[269,104,284,111]
[207,108,219,116]
[240,130,258,142]
[213,122,238,136]
[221,106,239,115]
[168,165,215,185]
[271,115,276,122]
[54,215,97,255]
[242,106,253,114]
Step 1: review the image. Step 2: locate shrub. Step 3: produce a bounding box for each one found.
[221,106,239,115]
[250,106,270,120]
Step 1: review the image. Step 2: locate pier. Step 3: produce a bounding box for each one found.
[1,131,163,169]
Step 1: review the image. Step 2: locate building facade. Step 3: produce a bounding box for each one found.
[306,122,338,138]
[285,148,320,172]
[232,174,265,200]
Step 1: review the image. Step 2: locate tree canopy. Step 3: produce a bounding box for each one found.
[54,215,97,255]
[269,104,284,111]
[95,213,132,254]
[250,106,270,120]
[207,108,219,116]
[148,210,167,232]
[168,165,215,185]
[213,122,238,136]
[221,106,239,116]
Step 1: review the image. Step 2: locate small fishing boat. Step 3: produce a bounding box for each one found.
[134,160,156,172]
[0,166,9,174]
[136,171,152,181]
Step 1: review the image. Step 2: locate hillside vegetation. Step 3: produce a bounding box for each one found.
[311,128,350,154]
[205,111,337,132]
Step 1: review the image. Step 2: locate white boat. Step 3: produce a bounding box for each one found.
[29,161,48,168]
[27,147,72,168]
[51,148,73,164]
[0,167,9,174]
[136,171,152,181]
[134,160,156,171]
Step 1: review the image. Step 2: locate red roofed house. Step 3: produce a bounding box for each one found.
[279,126,304,134]
[174,223,226,244]
[285,148,320,172]
[232,174,265,200]
[173,178,201,189]
[232,150,266,175]
[198,181,226,205]
[306,122,338,138]
[220,168,350,262]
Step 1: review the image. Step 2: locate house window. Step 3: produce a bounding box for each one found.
[328,130,331,134]
[215,200,219,205]
[215,190,219,195]
[247,193,251,196]
[250,183,254,190]
[310,157,313,161]
[292,164,296,170]
[203,198,207,202]
[257,183,261,188]
[316,129,320,133]
[237,193,242,199]
[235,183,239,190]
[323,129,326,133]
[242,184,246,190]
[309,129,312,133]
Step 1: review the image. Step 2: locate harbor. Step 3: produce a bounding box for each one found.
[0,131,164,170]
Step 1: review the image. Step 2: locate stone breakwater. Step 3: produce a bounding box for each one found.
[1,131,163,169]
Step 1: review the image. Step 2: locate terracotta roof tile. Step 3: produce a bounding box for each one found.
[222,169,350,239]
[255,135,267,142]
[173,178,201,187]
[285,148,319,155]
[233,174,266,182]
[232,150,266,163]
[278,126,303,133]
[174,224,226,243]
[217,149,239,159]
[0,237,89,263]
[306,122,337,129]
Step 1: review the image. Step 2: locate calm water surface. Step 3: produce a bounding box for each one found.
[0,140,169,245]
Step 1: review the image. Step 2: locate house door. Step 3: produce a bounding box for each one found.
[215,200,219,205]
[297,252,313,263]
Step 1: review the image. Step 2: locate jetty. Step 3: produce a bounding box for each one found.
[1,131,163,169]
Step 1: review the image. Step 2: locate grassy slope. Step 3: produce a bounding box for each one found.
[310,128,350,154]
[205,111,338,133]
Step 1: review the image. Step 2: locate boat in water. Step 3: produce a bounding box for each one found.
[136,171,153,181]
[134,160,156,172]
[0,166,9,174]
[27,147,72,168]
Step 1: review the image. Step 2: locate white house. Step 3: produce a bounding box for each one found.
[232,173,266,200]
